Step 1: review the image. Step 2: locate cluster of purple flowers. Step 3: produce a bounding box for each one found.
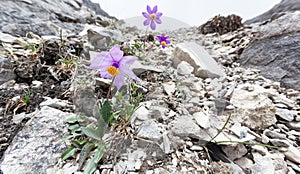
[90,5,169,90]
[142,5,170,49]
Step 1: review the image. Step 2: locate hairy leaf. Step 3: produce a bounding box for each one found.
[82,127,102,141]
[61,146,77,161]
[84,145,105,174]
[100,101,112,123]
[78,142,95,170]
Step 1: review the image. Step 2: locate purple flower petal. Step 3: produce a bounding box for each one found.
[121,56,137,65]
[152,6,157,13]
[155,18,162,24]
[147,5,152,14]
[100,69,112,79]
[142,12,149,18]
[156,12,163,18]
[119,65,139,81]
[144,19,150,26]
[109,45,123,61]
[166,40,171,44]
[114,75,125,90]
[89,51,108,70]
[150,21,156,30]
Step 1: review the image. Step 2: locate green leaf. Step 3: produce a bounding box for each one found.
[78,142,95,170]
[72,139,88,148]
[100,101,112,123]
[68,124,81,132]
[83,145,105,174]
[61,146,77,161]
[66,115,87,123]
[82,127,102,141]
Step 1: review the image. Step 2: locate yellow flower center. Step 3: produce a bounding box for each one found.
[150,14,156,21]
[161,41,167,47]
[107,66,120,76]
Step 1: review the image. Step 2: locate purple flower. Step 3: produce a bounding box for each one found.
[89,45,139,90]
[157,34,170,48]
[142,5,163,30]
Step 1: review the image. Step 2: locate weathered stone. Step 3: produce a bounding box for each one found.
[251,152,275,174]
[276,108,295,121]
[222,144,247,161]
[40,97,73,109]
[287,122,300,131]
[0,56,16,85]
[177,61,194,75]
[172,116,208,140]
[162,81,176,96]
[131,104,150,122]
[239,12,300,90]
[137,120,163,141]
[132,61,163,76]
[73,85,97,117]
[284,145,300,164]
[230,84,277,130]
[0,0,114,36]
[245,0,300,24]
[172,42,225,78]
[1,106,75,173]
[264,129,286,139]
[193,112,210,129]
[85,25,123,50]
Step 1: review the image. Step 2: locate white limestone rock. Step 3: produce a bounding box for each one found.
[172,42,225,78]
[230,84,277,130]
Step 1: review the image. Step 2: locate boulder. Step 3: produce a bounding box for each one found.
[0,0,114,36]
[244,0,300,24]
[0,106,75,174]
[239,12,300,90]
[172,42,225,79]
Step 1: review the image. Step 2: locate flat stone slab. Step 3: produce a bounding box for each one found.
[0,106,75,174]
[172,42,225,78]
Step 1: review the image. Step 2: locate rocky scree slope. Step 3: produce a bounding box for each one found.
[0,0,300,174]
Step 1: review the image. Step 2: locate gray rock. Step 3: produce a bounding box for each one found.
[73,85,97,117]
[276,108,295,121]
[177,61,194,75]
[239,13,300,90]
[40,96,73,109]
[162,81,176,96]
[132,61,163,76]
[137,120,163,141]
[264,129,286,139]
[287,122,300,131]
[222,144,248,161]
[85,26,123,50]
[0,106,75,174]
[251,152,275,174]
[0,0,114,36]
[0,56,16,85]
[172,42,225,79]
[172,116,209,140]
[284,145,300,164]
[230,84,277,130]
[245,0,300,24]
[269,139,290,147]
[193,112,210,129]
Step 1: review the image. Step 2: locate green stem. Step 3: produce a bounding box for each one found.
[143,26,149,50]
[207,113,232,144]
[106,77,115,102]
[215,140,278,149]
